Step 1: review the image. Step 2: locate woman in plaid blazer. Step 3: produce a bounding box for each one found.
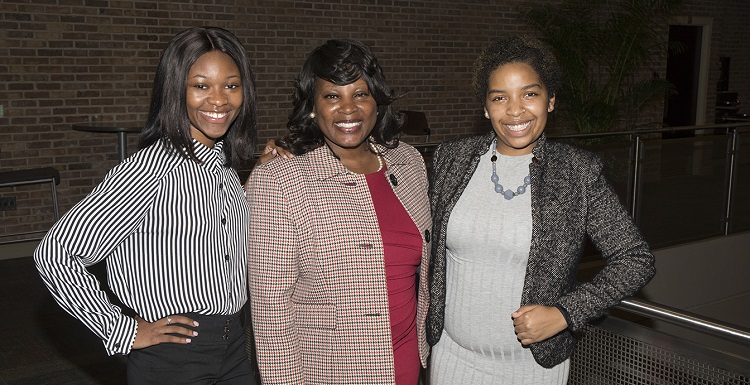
[246,39,431,384]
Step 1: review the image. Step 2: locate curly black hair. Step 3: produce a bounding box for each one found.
[283,39,402,155]
[472,35,562,106]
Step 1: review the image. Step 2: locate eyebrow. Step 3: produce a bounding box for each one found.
[189,74,241,80]
[487,83,543,94]
[320,82,369,89]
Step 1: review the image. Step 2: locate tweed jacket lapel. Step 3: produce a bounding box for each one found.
[431,132,495,219]
[524,134,550,303]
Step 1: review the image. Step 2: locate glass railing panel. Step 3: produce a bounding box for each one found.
[555,137,641,259]
[636,135,728,247]
[558,137,635,208]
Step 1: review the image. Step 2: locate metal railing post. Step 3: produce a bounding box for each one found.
[722,129,738,235]
[629,135,642,221]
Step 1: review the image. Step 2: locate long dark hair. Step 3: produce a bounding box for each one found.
[283,39,402,155]
[139,26,257,170]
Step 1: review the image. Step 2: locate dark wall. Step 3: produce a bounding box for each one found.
[1,0,749,236]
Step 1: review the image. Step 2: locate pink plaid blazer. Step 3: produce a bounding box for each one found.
[246,142,431,384]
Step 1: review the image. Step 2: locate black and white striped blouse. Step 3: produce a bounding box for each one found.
[34,140,250,356]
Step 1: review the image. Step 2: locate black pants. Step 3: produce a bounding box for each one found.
[127,312,256,385]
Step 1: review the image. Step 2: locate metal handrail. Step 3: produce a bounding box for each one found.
[546,121,750,139]
[617,297,750,346]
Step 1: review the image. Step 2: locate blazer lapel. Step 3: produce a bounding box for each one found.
[436,132,495,221]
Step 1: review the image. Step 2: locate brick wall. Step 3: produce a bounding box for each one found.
[1,0,748,237]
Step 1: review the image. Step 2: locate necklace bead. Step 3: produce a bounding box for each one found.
[490,138,531,200]
[369,142,383,172]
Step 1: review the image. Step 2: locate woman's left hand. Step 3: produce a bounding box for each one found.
[257,139,294,165]
[511,304,568,345]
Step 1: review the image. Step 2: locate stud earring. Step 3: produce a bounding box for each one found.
[484,111,490,119]
[309,112,316,119]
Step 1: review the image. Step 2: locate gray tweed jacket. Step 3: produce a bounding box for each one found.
[426,132,655,368]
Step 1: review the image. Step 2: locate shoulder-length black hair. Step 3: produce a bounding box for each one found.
[473,35,562,107]
[139,26,257,171]
[283,39,403,155]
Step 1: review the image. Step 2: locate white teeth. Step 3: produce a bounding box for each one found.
[507,122,530,131]
[335,122,360,129]
[202,111,228,119]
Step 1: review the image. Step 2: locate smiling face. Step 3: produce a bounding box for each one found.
[312,77,378,158]
[186,50,243,148]
[484,62,555,156]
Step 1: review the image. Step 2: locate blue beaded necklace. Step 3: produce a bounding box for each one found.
[490,138,531,200]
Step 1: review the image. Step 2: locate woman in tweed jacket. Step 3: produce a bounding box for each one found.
[247,39,431,384]
[425,36,655,384]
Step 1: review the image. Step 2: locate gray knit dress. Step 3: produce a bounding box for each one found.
[428,148,569,384]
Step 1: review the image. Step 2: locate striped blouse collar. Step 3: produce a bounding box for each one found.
[191,139,226,166]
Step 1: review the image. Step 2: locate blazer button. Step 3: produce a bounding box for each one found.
[389,174,398,186]
[424,230,430,243]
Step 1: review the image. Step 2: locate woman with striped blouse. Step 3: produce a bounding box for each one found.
[34,27,262,385]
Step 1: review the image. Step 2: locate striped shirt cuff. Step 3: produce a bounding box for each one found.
[105,314,138,356]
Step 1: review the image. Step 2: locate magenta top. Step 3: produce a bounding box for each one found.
[366,167,422,385]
